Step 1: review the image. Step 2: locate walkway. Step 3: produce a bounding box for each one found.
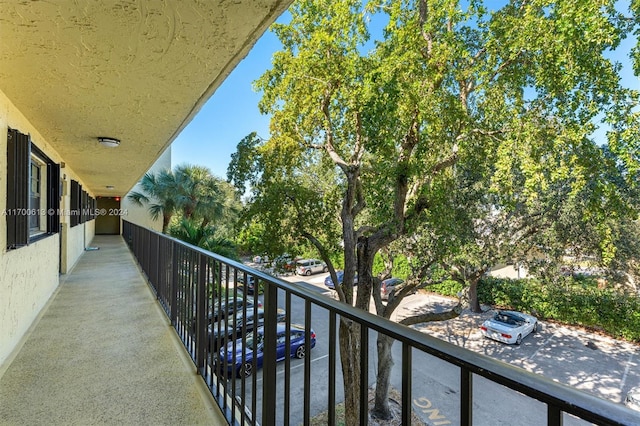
[0,235,225,425]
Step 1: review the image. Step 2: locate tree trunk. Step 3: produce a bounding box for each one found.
[339,318,361,425]
[162,213,171,234]
[469,277,482,313]
[371,334,394,420]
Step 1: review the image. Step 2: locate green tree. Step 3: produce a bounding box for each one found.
[173,164,240,230]
[168,218,239,260]
[230,0,639,422]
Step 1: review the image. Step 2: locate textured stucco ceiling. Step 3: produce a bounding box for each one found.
[0,0,290,196]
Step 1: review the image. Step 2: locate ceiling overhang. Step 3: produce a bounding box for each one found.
[0,0,291,196]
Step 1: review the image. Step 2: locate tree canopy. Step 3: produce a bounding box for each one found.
[228,0,640,422]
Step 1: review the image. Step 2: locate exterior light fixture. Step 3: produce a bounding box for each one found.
[97,137,120,148]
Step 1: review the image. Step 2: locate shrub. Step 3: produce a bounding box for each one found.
[429,276,640,343]
[427,280,463,297]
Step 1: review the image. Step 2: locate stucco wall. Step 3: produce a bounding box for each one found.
[0,89,96,365]
[121,148,171,232]
[0,236,60,367]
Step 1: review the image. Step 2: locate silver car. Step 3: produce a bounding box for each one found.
[295,259,327,276]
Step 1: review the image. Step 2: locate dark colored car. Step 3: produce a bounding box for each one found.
[209,295,262,322]
[190,295,262,332]
[209,307,287,349]
[218,323,316,377]
[324,270,358,290]
[237,275,262,295]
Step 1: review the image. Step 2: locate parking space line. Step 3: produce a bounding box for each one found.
[620,352,634,394]
[526,331,556,361]
[256,354,330,383]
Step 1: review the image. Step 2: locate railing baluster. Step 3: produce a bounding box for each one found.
[304,299,312,425]
[328,312,336,426]
[548,405,562,426]
[170,241,177,326]
[262,278,278,426]
[284,292,292,426]
[360,324,368,426]
[401,342,412,426]
[196,252,207,373]
[461,366,472,426]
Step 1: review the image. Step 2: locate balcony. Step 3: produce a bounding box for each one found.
[0,234,225,424]
[0,222,636,425]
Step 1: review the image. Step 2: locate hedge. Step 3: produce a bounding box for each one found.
[469,277,640,342]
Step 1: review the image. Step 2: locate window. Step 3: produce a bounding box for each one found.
[6,128,60,249]
[29,155,46,234]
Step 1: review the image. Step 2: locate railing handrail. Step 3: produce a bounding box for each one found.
[122,220,638,426]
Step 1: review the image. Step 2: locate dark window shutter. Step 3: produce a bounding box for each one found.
[70,180,79,227]
[79,190,86,224]
[47,162,60,233]
[6,129,30,249]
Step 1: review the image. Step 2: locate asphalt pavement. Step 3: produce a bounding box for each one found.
[284,270,640,424]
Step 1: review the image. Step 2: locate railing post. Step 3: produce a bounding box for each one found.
[262,280,278,426]
[359,324,368,426]
[170,241,178,326]
[195,252,207,373]
[402,342,412,426]
[461,366,472,426]
[548,405,562,426]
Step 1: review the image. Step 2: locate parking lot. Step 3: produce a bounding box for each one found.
[284,270,640,409]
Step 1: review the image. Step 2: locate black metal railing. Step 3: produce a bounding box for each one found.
[122,220,637,426]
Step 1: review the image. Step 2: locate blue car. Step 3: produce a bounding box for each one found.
[218,323,316,377]
[323,270,358,290]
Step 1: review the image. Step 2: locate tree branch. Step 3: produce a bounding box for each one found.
[399,303,463,327]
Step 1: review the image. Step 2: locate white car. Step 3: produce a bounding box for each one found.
[625,387,640,411]
[480,310,538,345]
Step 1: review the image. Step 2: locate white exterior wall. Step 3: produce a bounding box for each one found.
[0,89,96,365]
[489,264,529,280]
[121,148,171,233]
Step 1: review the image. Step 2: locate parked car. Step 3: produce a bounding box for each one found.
[381,277,404,300]
[237,274,262,295]
[190,295,262,332]
[274,254,297,273]
[209,307,287,349]
[218,323,316,377]
[324,270,358,290]
[295,259,328,276]
[209,295,262,323]
[625,387,640,411]
[480,310,538,345]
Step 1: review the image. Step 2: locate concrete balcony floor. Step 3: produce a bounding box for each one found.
[0,235,225,425]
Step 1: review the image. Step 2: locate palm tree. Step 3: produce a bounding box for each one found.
[173,164,239,229]
[127,169,178,233]
[129,164,240,238]
[169,218,238,260]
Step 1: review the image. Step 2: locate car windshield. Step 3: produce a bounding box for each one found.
[495,313,523,326]
[244,333,263,348]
